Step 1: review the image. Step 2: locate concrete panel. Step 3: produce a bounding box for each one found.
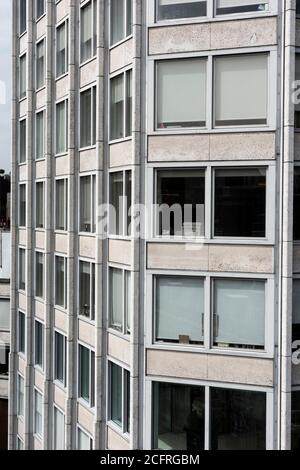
[148,135,209,162]
[19,229,26,246]
[55,155,69,176]
[18,356,26,377]
[79,236,96,259]
[19,99,27,118]
[108,333,131,367]
[107,427,130,450]
[110,140,132,167]
[78,320,95,348]
[19,165,27,182]
[34,369,44,392]
[53,384,66,411]
[56,0,69,24]
[55,233,68,255]
[0,377,8,399]
[109,239,132,266]
[77,403,94,436]
[0,283,10,298]
[80,59,97,88]
[146,349,274,387]
[208,245,274,274]
[79,148,97,173]
[35,231,45,250]
[210,132,276,161]
[35,300,45,321]
[19,34,27,55]
[18,293,27,311]
[36,16,46,41]
[149,23,210,55]
[35,160,46,179]
[54,309,67,333]
[147,243,209,271]
[56,75,69,101]
[34,437,43,450]
[110,38,133,74]
[36,88,46,110]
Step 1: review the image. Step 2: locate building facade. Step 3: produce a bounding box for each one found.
[9,0,300,450]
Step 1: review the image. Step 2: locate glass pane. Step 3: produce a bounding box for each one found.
[79,261,91,318]
[35,252,44,298]
[19,185,26,227]
[110,172,123,235]
[54,408,65,450]
[78,429,92,450]
[125,70,132,137]
[81,1,93,62]
[19,249,26,291]
[210,388,266,450]
[36,0,45,19]
[157,170,205,237]
[18,312,25,354]
[56,22,67,77]
[36,111,44,160]
[35,391,43,436]
[152,382,205,450]
[36,182,44,228]
[126,0,132,36]
[55,257,65,307]
[294,167,300,239]
[110,75,124,140]
[125,271,131,334]
[111,363,122,427]
[56,179,66,231]
[293,280,300,343]
[214,54,268,126]
[36,40,45,89]
[213,279,265,349]
[156,276,204,345]
[110,268,123,331]
[125,171,132,236]
[216,0,268,15]
[55,332,65,383]
[292,391,300,450]
[214,169,266,238]
[157,0,207,21]
[80,176,92,232]
[19,55,26,98]
[35,321,44,367]
[20,0,27,34]
[18,376,24,416]
[56,101,67,154]
[19,119,26,163]
[157,59,206,129]
[111,0,125,45]
[79,345,90,403]
[80,88,92,148]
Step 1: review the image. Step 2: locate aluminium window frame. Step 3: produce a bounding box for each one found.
[55,17,69,79]
[79,0,97,66]
[109,0,133,48]
[35,180,45,229]
[18,183,26,228]
[35,36,46,91]
[34,250,45,300]
[77,425,94,450]
[53,405,66,450]
[78,173,97,235]
[35,108,46,161]
[54,254,68,310]
[55,177,69,232]
[19,52,27,101]
[18,117,27,164]
[107,263,132,336]
[78,258,96,322]
[77,341,95,409]
[108,167,132,238]
[34,318,45,370]
[33,388,43,440]
[18,247,26,293]
[54,329,68,388]
[107,359,131,436]
[79,83,97,150]
[55,97,69,156]
[17,373,25,419]
[109,66,133,143]
[35,0,46,21]
[18,310,26,357]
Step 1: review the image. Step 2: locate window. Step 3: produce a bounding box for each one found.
[216,1,268,16]
[35,110,45,160]
[79,261,95,320]
[19,248,26,291]
[213,279,265,350]
[17,437,24,450]
[54,331,67,386]
[156,170,205,237]
[36,0,45,20]
[56,20,68,78]
[293,280,300,344]
[214,168,266,238]
[56,100,68,154]
[110,70,132,140]
[297,1,300,16]
[80,86,97,148]
[18,311,26,355]
[214,54,268,127]
[36,39,45,89]
[110,0,132,45]
[77,428,93,450]
[36,181,44,228]
[19,119,26,163]
[109,363,130,434]
[19,0,27,35]
[155,276,204,345]
[55,256,67,309]
[19,54,26,99]
[152,382,205,450]
[34,390,43,437]
[35,320,44,368]
[210,388,266,450]
[0,344,9,376]
[80,0,97,63]
[109,268,131,334]
[17,375,25,417]
[110,170,132,236]
[0,299,10,331]
[35,252,44,299]
[55,179,68,231]
[80,175,96,233]
[53,407,65,450]
[294,167,300,240]
[292,391,300,450]
[19,184,26,227]
[156,0,207,21]
[78,345,95,408]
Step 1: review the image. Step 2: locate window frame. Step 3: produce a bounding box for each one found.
[17,374,25,419]
[34,319,44,370]
[19,0,27,36]
[55,177,69,232]
[53,405,65,450]
[35,180,45,229]
[108,265,132,336]
[18,310,26,356]
[77,425,93,450]
[79,84,97,150]
[35,109,45,160]
[107,360,131,436]
[109,0,133,47]
[78,342,95,409]
[109,168,132,238]
[79,0,97,65]
[56,18,69,79]
[79,173,97,234]
[36,0,46,21]
[19,248,26,292]
[78,259,96,322]
[54,255,68,310]
[54,329,67,388]
[34,388,43,440]
[109,67,133,143]
[55,98,68,156]
[35,37,46,91]
[19,183,26,228]
[35,250,45,300]
[19,118,27,164]
[19,53,27,100]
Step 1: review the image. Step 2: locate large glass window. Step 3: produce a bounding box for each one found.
[156,59,206,129]
[79,261,95,321]
[18,311,26,355]
[36,110,45,160]
[19,0,27,35]
[19,54,26,99]
[36,0,45,19]
[36,39,45,90]
[210,388,266,450]
[156,170,205,237]
[110,363,130,433]
[35,320,44,369]
[34,390,43,437]
[55,179,68,231]
[17,375,24,417]
[80,86,97,148]
[54,331,67,386]
[35,252,44,299]
[214,54,268,127]
[80,0,97,63]
[19,184,26,227]
[155,276,204,345]
[78,345,95,408]
[213,279,265,350]
[77,428,93,450]
[55,256,67,309]
[36,181,44,229]
[53,407,65,450]
[56,20,68,78]
[110,170,132,236]
[292,391,300,450]
[80,175,96,233]
[152,382,205,450]
[19,119,26,163]
[156,0,207,21]
[216,1,269,16]
[109,268,131,335]
[214,168,266,238]
[110,0,132,46]
[110,70,132,140]
[56,100,68,155]
[19,248,26,291]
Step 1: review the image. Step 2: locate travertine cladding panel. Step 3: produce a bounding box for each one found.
[296,19,300,47]
[110,140,132,167]
[147,243,274,273]
[80,59,97,88]
[18,293,27,312]
[36,16,46,40]
[79,236,96,259]
[19,34,27,54]
[148,133,276,162]
[36,160,46,179]
[19,229,26,247]
[34,370,44,392]
[294,244,300,273]
[292,364,300,386]
[17,418,24,439]
[35,300,45,321]
[0,283,10,297]
[55,155,69,176]
[77,403,94,435]
[107,427,130,450]
[79,148,97,173]
[34,437,42,450]
[36,88,46,109]
[295,133,300,160]
[18,356,25,376]
[148,17,277,55]
[0,377,8,399]
[110,38,133,73]
[19,165,27,182]
[35,231,45,250]
[147,350,274,387]
[56,75,69,101]
[55,233,68,254]
[19,99,27,118]
[78,320,95,348]
[108,333,131,366]
[109,239,132,266]
[56,0,69,23]
[54,309,67,333]
[53,384,66,411]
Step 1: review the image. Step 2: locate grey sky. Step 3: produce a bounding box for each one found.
[0,0,11,174]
